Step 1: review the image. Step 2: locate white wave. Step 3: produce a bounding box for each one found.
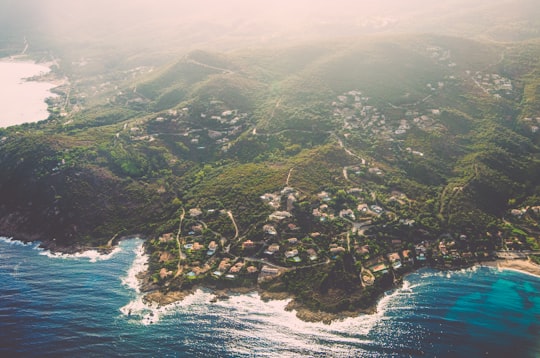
[204,290,386,356]
[0,237,35,247]
[120,292,193,326]
[118,241,408,332]
[119,241,173,326]
[120,243,148,292]
[119,297,164,325]
[120,276,411,333]
[39,246,122,262]
[119,241,224,325]
[210,284,411,338]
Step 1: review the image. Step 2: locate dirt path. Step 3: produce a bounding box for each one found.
[343,167,350,181]
[174,208,186,278]
[227,211,239,241]
[185,57,234,74]
[269,96,282,120]
[286,168,294,186]
[335,134,366,164]
[106,232,120,247]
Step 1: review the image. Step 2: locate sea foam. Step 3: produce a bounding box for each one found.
[120,242,167,325]
[117,240,411,331]
[0,237,35,247]
[39,246,122,263]
[120,242,148,292]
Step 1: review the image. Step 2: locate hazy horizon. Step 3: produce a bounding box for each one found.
[1,0,538,56]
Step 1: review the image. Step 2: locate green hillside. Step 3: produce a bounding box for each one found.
[1,33,540,317]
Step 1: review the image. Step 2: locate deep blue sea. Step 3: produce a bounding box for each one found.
[1,237,539,357]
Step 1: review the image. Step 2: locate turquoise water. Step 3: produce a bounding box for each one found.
[1,237,539,357]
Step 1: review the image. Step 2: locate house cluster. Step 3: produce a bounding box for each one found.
[332,90,444,148]
[426,46,456,67]
[430,235,495,265]
[127,102,251,152]
[312,192,333,221]
[438,240,461,260]
[262,187,299,222]
[332,90,387,136]
[362,248,414,280]
[406,110,445,134]
[256,233,316,265]
[256,187,331,266]
[200,107,250,151]
[212,258,259,280]
[312,190,380,222]
[510,206,540,218]
[470,71,513,98]
[258,182,419,275]
[51,64,153,121]
[522,117,540,134]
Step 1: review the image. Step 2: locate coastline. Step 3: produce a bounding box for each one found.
[0,58,61,128]
[487,258,540,278]
[139,258,540,324]
[140,283,379,324]
[3,235,539,323]
[0,228,147,255]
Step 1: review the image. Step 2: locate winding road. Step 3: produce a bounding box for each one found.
[227,211,239,242]
[174,208,186,278]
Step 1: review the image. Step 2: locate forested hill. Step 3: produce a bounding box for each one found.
[1,35,540,252]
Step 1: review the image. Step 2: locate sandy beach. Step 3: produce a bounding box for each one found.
[495,259,540,278]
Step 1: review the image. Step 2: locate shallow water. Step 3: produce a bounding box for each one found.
[0,237,539,357]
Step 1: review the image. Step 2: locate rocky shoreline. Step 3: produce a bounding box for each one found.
[0,226,144,255]
[139,283,380,324]
[137,257,540,324]
[3,233,540,324]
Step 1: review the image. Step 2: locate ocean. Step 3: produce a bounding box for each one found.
[0,60,57,128]
[1,237,539,357]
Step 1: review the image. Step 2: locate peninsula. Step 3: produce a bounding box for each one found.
[1,33,540,321]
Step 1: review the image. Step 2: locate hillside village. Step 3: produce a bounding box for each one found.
[2,37,539,318]
[122,101,251,156]
[142,77,540,307]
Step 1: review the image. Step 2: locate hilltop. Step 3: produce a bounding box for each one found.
[1,34,540,319]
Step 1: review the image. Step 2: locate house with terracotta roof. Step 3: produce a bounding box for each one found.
[264,243,280,255]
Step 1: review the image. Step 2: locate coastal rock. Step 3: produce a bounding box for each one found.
[143,290,193,307]
[285,300,376,324]
[258,290,292,301]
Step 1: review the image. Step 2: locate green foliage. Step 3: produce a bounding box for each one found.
[3,34,540,316]
[67,107,138,130]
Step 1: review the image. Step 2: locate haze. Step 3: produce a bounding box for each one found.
[1,0,538,59]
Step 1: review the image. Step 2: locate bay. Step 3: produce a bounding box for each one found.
[0,237,539,357]
[0,60,56,128]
